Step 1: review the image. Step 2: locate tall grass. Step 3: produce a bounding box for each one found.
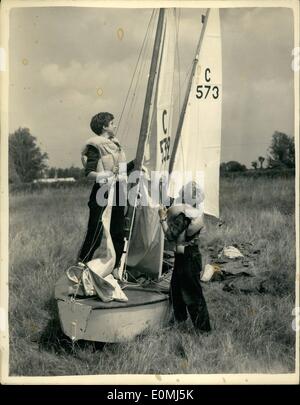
[8,177,296,375]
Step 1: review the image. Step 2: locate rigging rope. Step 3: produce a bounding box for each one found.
[118,10,157,146]
[117,9,155,143]
[121,9,162,278]
[123,9,182,280]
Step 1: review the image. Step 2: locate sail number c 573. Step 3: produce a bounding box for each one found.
[196,68,219,99]
[160,136,170,163]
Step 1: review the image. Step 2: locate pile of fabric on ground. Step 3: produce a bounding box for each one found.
[200,242,271,294]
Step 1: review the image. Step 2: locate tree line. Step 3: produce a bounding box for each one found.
[9,127,295,184]
[9,128,85,183]
[220,131,295,174]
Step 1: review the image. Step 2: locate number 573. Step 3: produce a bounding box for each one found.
[196,85,219,99]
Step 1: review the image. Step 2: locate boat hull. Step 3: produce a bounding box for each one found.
[57,295,170,343]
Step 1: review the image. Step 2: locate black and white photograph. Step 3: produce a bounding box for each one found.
[0,0,299,383]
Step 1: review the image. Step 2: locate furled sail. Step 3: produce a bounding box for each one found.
[169,9,222,218]
[127,9,176,278]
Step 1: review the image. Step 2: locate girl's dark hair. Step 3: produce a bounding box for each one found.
[90,112,114,135]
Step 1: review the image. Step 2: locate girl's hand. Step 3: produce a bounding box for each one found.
[96,171,114,184]
[117,173,127,182]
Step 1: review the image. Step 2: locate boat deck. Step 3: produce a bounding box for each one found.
[76,288,169,309]
[55,274,169,309]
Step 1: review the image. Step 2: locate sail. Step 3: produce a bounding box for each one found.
[169,9,222,218]
[127,9,176,278]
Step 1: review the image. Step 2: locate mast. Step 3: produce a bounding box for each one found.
[118,8,166,279]
[134,8,165,171]
[168,8,210,174]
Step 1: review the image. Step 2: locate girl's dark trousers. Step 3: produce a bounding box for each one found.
[171,245,211,332]
[78,181,125,266]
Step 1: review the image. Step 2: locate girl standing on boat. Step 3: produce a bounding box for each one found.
[77,112,127,270]
[158,182,211,333]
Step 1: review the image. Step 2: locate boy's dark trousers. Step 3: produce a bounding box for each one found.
[171,245,211,332]
[78,181,125,266]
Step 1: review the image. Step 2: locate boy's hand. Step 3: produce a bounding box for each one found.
[158,206,168,220]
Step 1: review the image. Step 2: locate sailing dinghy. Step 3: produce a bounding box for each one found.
[55,8,222,343]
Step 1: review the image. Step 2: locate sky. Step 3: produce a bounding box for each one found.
[8,5,294,169]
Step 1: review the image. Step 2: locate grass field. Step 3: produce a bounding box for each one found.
[8,176,296,376]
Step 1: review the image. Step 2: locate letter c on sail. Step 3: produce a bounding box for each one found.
[205,68,211,82]
[162,109,167,134]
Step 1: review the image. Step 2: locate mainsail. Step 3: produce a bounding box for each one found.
[126,9,176,278]
[144,8,176,173]
[169,9,222,218]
